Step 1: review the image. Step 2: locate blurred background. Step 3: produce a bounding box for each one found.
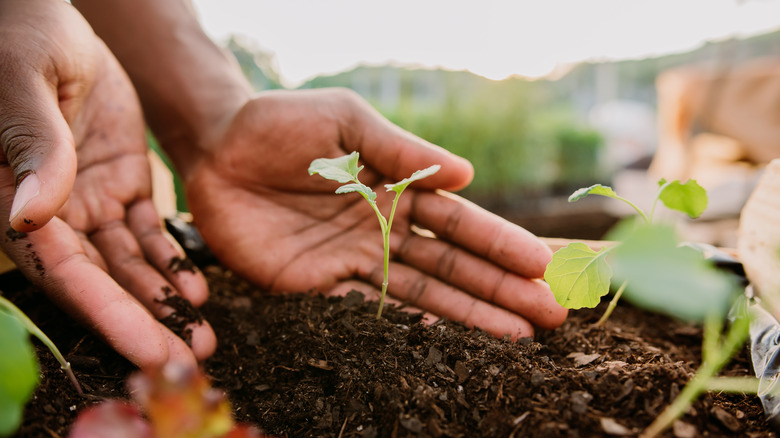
[173,0,780,247]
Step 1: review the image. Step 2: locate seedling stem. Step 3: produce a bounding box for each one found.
[308,152,439,319]
[0,295,82,394]
[594,280,627,327]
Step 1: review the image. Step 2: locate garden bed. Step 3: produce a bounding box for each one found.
[6,262,774,437]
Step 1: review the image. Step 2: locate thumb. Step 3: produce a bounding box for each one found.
[339,90,474,191]
[0,70,78,232]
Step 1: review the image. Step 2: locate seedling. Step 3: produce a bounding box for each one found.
[308,151,439,318]
[543,180,761,437]
[0,294,82,436]
[544,179,719,324]
[641,301,757,438]
[69,363,263,438]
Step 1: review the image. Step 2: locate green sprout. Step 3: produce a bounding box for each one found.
[0,294,82,436]
[544,179,759,437]
[308,151,439,319]
[641,301,756,438]
[544,179,726,325]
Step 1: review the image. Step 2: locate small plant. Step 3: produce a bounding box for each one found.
[543,179,761,437]
[544,179,719,324]
[69,363,263,438]
[640,301,756,438]
[308,151,439,318]
[0,294,81,437]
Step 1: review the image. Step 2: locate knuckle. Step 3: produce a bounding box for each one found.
[435,246,457,279]
[0,118,42,166]
[408,277,428,304]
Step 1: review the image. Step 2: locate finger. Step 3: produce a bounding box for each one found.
[159,322,200,368]
[88,219,217,360]
[74,229,109,271]
[337,90,474,191]
[368,262,536,340]
[0,216,173,370]
[411,190,552,278]
[0,55,78,232]
[127,199,209,307]
[398,234,567,330]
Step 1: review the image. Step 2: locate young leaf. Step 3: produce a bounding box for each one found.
[385,165,441,194]
[658,179,708,218]
[68,400,153,438]
[568,184,620,203]
[544,243,613,309]
[0,310,39,437]
[307,151,363,183]
[128,363,236,438]
[569,183,648,222]
[336,183,377,202]
[610,223,737,322]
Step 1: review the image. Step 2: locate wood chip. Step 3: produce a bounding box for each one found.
[567,352,601,367]
[307,358,334,370]
[672,420,697,438]
[600,417,632,436]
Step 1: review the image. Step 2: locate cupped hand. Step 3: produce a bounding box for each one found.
[184,88,567,338]
[0,0,215,370]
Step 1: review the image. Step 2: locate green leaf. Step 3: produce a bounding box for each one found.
[385,165,440,194]
[658,179,708,218]
[611,223,737,322]
[544,242,613,309]
[568,184,620,203]
[0,310,39,437]
[308,151,363,184]
[335,183,377,203]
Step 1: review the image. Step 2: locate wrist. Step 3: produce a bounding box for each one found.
[72,0,252,180]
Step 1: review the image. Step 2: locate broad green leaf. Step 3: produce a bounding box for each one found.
[335,183,377,203]
[544,243,613,309]
[611,223,736,322]
[568,184,620,203]
[658,179,708,218]
[308,151,363,184]
[0,311,39,437]
[385,165,440,194]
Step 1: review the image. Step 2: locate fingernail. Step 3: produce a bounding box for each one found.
[10,172,40,222]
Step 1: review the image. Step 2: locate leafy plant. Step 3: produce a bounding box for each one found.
[641,301,756,438]
[308,151,439,318]
[0,294,81,437]
[543,179,759,437]
[0,309,37,437]
[69,363,263,438]
[544,179,723,324]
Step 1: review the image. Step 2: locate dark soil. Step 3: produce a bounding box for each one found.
[4,262,776,438]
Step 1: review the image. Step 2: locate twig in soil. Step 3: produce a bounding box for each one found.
[337,414,351,438]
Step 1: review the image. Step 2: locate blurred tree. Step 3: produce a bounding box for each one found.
[224,35,283,91]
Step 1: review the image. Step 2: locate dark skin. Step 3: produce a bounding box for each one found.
[1,0,566,370]
[0,0,214,368]
[184,89,565,336]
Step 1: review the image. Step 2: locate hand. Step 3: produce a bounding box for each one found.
[0,0,215,370]
[183,88,567,338]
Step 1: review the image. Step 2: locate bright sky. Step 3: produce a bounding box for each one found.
[191,0,780,87]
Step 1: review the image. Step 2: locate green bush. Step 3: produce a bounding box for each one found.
[382,88,603,199]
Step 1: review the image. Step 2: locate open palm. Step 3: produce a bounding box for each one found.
[185,89,567,339]
[0,0,214,369]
